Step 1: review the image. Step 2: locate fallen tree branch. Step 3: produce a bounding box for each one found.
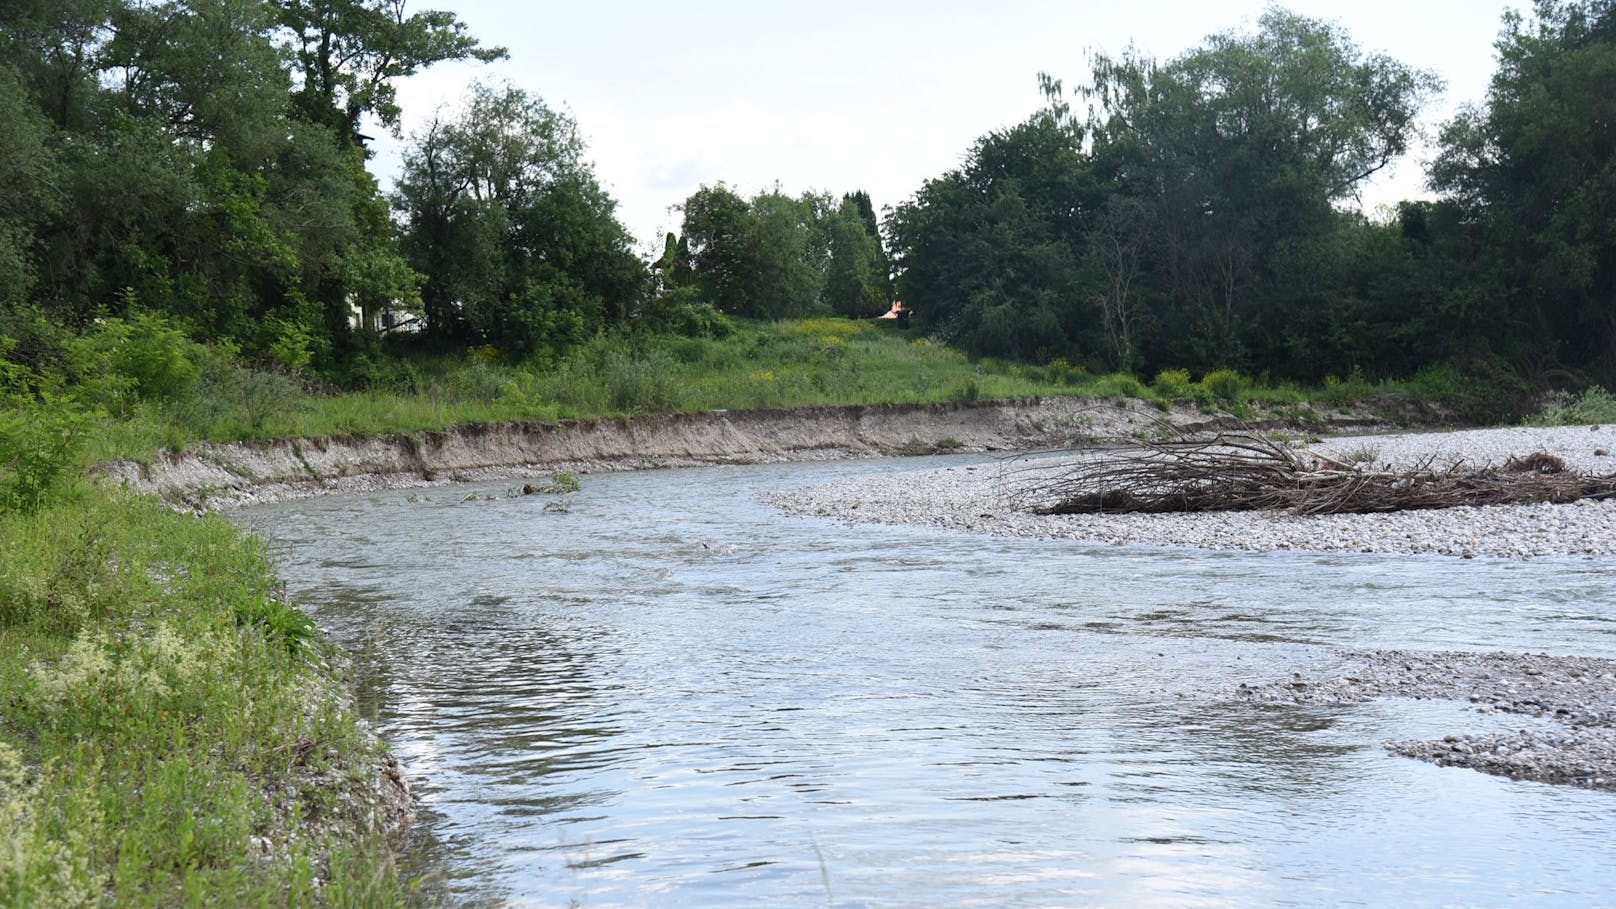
[1015,429,1616,516]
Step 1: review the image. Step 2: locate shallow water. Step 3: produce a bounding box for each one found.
[236,456,1616,908]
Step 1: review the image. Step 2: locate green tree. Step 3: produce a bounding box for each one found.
[886,108,1097,361]
[0,67,59,308]
[271,0,506,144]
[1080,9,1441,372]
[678,183,753,316]
[394,81,644,355]
[1431,0,1616,377]
[821,196,887,318]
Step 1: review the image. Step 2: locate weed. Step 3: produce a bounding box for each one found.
[1528,386,1616,427]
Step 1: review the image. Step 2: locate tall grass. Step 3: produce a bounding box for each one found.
[66,315,1527,466]
[0,484,412,906]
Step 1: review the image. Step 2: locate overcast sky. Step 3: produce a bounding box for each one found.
[372,1,1529,252]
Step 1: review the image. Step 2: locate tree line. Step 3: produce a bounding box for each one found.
[887,2,1616,390]
[2,1,1613,397]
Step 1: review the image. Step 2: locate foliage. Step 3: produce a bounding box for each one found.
[0,488,410,904]
[673,184,890,321]
[272,0,507,140]
[1200,369,1248,402]
[1527,386,1616,426]
[0,357,94,514]
[1431,0,1616,377]
[889,9,1458,384]
[395,81,644,355]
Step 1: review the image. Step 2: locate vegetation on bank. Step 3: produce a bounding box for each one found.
[0,479,411,906]
[0,312,1535,470]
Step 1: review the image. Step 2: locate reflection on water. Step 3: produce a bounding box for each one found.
[235,457,1616,908]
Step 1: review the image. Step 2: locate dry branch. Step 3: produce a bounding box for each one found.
[1017,430,1616,516]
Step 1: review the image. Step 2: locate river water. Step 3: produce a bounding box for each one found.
[235,456,1616,908]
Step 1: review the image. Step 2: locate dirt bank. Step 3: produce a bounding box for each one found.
[98,397,1404,509]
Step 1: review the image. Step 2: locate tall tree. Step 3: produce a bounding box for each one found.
[1080,8,1441,371]
[272,0,506,144]
[394,81,644,354]
[1431,0,1616,376]
[0,68,59,309]
[886,108,1097,361]
[822,196,887,318]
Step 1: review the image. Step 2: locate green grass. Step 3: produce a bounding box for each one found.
[78,318,1524,465]
[0,482,412,907]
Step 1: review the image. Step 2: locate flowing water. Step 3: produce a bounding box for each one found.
[235,456,1616,908]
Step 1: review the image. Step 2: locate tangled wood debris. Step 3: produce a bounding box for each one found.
[1017,430,1616,516]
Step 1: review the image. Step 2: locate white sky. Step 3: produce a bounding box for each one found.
[372,1,1529,253]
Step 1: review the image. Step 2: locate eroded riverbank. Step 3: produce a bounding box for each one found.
[100,397,1405,510]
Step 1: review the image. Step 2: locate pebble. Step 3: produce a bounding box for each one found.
[1237,649,1616,791]
[765,425,1616,560]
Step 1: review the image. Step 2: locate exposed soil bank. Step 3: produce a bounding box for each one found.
[98,397,1404,510]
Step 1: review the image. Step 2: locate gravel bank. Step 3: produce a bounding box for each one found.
[767,425,1616,791]
[766,425,1616,560]
[1238,650,1616,790]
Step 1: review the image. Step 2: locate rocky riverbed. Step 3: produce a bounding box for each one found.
[1238,650,1616,790]
[766,425,1616,559]
[767,425,1616,791]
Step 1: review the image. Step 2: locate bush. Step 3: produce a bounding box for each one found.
[1409,357,1534,424]
[1200,368,1247,402]
[1528,386,1616,427]
[1152,368,1194,400]
[0,392,93,514]
[605,350,671,412]
[72,310,204,409]
[1093,372,1147,400]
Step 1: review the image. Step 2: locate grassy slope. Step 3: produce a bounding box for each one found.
[85,317,1443,465]
[0,485,410,907]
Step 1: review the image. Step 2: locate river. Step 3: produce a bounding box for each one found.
[234,455,1616,908]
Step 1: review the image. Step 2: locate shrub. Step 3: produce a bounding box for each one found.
[603,347,678,413]
[1528,386,1616,427]
[1093,372,1147,400]
[0,394,93,514]
[63,311,205,417]
[1200,368,1247,402]
[1152,368,1193,400]
[1410,356,1533,424]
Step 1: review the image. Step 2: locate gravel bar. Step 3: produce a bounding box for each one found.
[765,425,1616,560]
[766,425,1616,790]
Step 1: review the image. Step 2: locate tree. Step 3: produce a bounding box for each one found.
[0,68,59,308]
[886,108,1097,361]
[677,183,752,315]
[821,196,887,318]
[394,81,644,355]
[271,0,506,144]
[1079,8,1442,372]
[1431,0,1616,377]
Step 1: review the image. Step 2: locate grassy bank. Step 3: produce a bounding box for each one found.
[0,479,412,907]
[73,316,1507,466]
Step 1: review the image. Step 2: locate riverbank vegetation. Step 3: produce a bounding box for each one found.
[3,0,1615,901]
[0,476,411,906]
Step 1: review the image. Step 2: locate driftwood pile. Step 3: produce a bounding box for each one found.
[1022,431,1616,516]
